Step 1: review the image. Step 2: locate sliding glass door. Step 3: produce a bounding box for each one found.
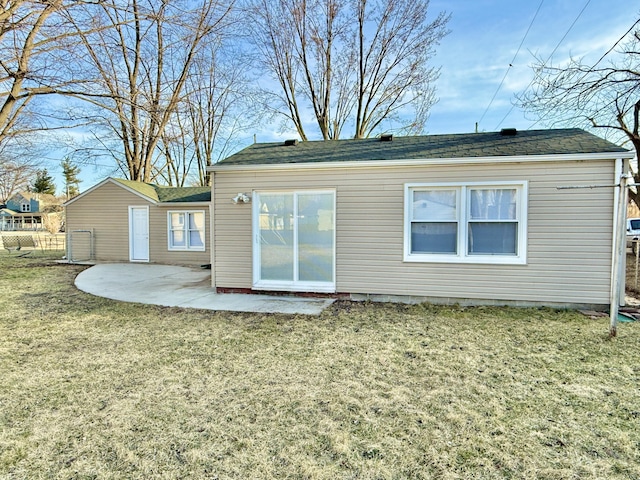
[254,191,335,292]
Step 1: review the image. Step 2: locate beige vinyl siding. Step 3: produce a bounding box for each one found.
[213,159,615,306]
[65,182,145,262]
[149,207,210,265]
[65,181,210,265]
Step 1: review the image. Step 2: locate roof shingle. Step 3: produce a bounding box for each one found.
[155,186,211,203]
[216,128,629,167]
[111,178,210,203]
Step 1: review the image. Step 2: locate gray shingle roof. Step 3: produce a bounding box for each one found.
[216,128,629,167]
[111,178,211,203]
[155,186,211,203]
[112,178,160,200]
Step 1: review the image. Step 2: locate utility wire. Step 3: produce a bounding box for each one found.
[494,0,592,130]
[527,17,640,129]
[477,0,544,128]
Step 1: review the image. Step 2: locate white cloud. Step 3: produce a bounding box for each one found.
[426,0,637,134]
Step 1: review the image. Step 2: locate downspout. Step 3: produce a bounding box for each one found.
[610,158,630,337]
[210,171,216,290]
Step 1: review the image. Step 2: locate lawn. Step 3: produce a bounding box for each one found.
[1,253,639,479]
[626,252,640,297]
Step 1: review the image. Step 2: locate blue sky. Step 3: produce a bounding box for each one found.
[48,0,638,191]
[427,0,636,134]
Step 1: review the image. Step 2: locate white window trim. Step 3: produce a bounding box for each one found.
[404,181,528,265]
[21,203,30,212]
[167,210,206,252]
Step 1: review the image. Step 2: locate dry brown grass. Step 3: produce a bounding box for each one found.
[1,252,639,479]
[626,252,640,296]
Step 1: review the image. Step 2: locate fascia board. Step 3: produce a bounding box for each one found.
[62,178,112,206]
[63,178,158,206]
[209,151,635,173]
[156,202,211,207]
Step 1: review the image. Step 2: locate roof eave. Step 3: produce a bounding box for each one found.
[63,178,159,206]
[209,151,635,173]
[156,201,211,207]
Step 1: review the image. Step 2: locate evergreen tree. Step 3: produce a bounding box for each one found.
[31,169,56,195]
[61,157,81,199]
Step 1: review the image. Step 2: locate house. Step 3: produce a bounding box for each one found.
[207,128,634,309]
[0,192,58,231]
[63,178,211,264]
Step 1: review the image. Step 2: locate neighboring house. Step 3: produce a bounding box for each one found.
[63,178,211,265]
[208,128,633,309]
[0,192,57,231]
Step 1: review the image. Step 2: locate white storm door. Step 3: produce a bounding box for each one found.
[129,206,149,262]
[254,191,335,293]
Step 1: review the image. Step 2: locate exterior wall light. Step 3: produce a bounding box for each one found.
[232,193,251,204]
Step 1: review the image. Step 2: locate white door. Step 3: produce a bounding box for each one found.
[129,206,149,262]
[253,191,335,293]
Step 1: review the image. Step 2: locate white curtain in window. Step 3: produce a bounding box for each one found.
[169,211,205,250]
[188,213,205,247]
[468,189,517,255]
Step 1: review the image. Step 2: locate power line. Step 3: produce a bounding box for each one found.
[527,16,640,130]
[494,0,592,130]
[477,0,544,128]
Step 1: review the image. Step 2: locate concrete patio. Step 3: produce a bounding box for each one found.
[74,263,334,315]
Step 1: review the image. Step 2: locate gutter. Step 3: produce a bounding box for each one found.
[156,202,211,207]
[209,151,635,173]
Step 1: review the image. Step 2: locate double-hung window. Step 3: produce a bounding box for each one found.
[168,211,205,251]
[405,182,527,264]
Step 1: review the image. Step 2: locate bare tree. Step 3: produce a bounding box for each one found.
[156,43,256,187]
[187,49,256,186]
[66,0,236,183]
[0,0,94,151]
[518,23,640,202]
[157,111,196,187]
[0,160,34,204]
[41,210,63,235]
[1,0,57,146]
[245,0,449,140]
